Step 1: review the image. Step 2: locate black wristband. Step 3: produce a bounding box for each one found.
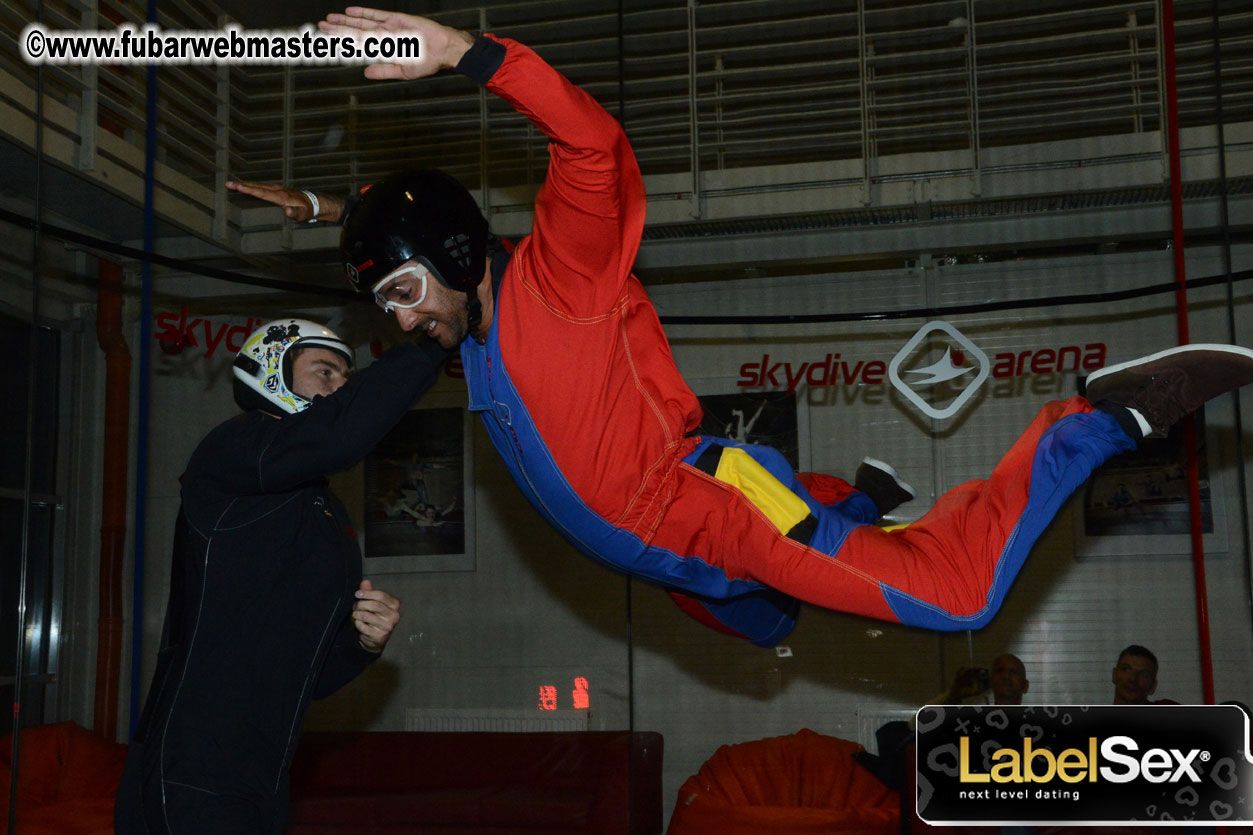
[455,35,506,86]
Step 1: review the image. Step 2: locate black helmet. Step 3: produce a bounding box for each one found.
[340,169,489,297]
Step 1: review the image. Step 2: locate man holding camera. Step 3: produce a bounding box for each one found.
[940,653,1030,706]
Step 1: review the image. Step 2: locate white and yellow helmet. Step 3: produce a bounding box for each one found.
[231,318,354,415]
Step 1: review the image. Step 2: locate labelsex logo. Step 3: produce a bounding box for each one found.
[889,321,990,420]
[960,735,1206,785]
[915,704,1252,825]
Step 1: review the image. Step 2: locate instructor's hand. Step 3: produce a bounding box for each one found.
[319,7,474,80]
[352,579,401,653]
[225,180,345,223]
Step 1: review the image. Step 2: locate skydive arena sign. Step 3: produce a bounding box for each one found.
[915,705,1253,825]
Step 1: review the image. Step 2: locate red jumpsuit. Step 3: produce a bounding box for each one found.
[457,35,1137,645]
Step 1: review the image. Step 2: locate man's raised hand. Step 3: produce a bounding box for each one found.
[318,7,474,81]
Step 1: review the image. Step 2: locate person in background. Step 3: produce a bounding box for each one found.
[940,652,1030,705]
[1112,644,1178,705]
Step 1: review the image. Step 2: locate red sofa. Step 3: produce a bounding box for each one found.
[0,721,126,835]
[288,730,664,834]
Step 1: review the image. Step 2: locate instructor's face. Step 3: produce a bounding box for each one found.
[383,261,469,349]
[290,347,350,400]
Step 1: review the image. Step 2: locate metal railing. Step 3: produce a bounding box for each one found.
[0,0,1250,235]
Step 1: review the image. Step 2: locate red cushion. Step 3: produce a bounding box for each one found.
[290,731,661,834]
[290,785,595,829]
[292,732,610,792]
[296,788,496,826]
[479,785,592,828]
[0,723,69,810]
[669,729,899,835]
[14,798,118,835]
[56,723,128,802]
[0,723,124,834]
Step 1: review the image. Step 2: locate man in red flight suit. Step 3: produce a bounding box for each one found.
[231,7,1253,646]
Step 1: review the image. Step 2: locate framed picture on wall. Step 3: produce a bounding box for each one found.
[695,389,809,472]
[361,399,476,573]
[1074,406,1227,558]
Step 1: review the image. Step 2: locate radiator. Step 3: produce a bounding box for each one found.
[856,707,917,751]
[404,708,590,733]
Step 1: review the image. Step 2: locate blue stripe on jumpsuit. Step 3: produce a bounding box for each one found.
[461,327,798,646]
[880,409,1136,630]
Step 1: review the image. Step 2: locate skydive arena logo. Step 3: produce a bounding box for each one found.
[915,705,1253,825]
[733,324,1106,411]
[888,320,990,420]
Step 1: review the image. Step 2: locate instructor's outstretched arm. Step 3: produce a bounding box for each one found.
[224,179,345,223]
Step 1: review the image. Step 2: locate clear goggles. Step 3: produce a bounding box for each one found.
[370,263,429,313]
